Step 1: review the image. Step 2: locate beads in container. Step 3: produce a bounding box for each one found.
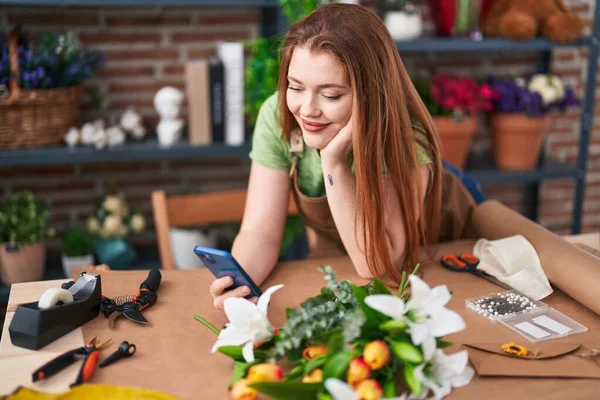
[465,290,547,323]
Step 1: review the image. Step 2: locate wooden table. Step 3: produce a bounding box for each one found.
[1,236,600,399]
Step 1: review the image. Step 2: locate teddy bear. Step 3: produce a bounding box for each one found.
[482,0,587,43]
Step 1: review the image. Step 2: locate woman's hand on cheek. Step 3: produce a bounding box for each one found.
[319,117,353,165]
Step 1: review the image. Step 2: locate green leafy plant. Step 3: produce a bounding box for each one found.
[279,0,323,24]
[244,36,281,127]
[0,191,54,244]
[61,226,95,257]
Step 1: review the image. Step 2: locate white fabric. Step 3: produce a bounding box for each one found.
[473,235,553,300]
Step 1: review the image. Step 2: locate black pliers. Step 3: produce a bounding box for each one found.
[32,337,111,387]
[100,268,162,328]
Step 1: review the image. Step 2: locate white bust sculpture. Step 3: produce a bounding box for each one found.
[154,86,185,147]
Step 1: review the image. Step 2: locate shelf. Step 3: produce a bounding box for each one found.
[0,0,277,6]
[0,140,579,187]
[395,37,593,52]
[465,155,579,185]
[0,140,252,167]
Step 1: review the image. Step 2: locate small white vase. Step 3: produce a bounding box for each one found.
[384,11,423,41]
[62,254,95,280]
[170,227,217,269]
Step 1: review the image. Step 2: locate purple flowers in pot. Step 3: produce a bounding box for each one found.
[487,74,579,117]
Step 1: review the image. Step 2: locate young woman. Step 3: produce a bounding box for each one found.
[210,3,477,309]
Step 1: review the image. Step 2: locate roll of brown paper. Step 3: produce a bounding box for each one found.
[471,200,600,316]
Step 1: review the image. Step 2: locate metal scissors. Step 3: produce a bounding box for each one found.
[441,253,513,290]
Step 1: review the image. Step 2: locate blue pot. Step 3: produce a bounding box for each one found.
[95,238,136,270]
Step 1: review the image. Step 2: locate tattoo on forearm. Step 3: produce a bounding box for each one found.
[327,174,334,186]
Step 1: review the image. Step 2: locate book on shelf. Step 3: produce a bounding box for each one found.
[185,58,226,146]
[217,41,245,146]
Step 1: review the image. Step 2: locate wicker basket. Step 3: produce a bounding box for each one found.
[0,32,83,149]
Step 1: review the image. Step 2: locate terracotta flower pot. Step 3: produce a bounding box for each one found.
[490,113,551,171]
[0,242,46,285]
[433,115,478,169]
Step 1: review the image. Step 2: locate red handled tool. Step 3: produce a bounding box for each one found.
[100,268,161,328]
[441,253,513,290]
[32,337,112,387]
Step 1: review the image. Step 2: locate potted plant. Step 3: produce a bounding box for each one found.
[413,74,496,169]
[86,193,145,270]
[380,0,424,41]
[0,192,54,284]
[61,226,95,279]
[487,74,579,170]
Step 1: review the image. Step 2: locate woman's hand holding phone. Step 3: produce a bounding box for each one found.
[209,277,259,310]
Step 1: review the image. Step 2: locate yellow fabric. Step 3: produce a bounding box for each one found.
[3,385,183,400]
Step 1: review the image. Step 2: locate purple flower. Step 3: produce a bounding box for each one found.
[487,75,579,117]
[5,30,106,90]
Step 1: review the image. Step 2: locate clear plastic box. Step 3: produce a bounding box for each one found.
[465,290,547,323]
[500,307,588,342]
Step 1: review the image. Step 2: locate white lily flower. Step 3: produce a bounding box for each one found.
[324,378,407,400]
[364,275,465,360]
[411,350,474,400]
[211,284,283,362]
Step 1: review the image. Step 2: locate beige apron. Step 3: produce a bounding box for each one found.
[288,130,477,258]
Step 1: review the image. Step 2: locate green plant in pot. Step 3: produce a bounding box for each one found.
[61,226,95,279]
[0,192,54,285]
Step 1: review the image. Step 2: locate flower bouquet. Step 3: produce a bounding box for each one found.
[195,266,474,400]
[486,74,579,170]
[86,193,145,270]
[412,74,496,169]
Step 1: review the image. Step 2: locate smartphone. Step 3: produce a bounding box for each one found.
[194,245,263,299]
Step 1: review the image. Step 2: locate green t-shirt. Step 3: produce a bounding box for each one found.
[249,93,432,198]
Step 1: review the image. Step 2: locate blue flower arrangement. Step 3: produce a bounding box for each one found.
[0,30,105,91]
[487,74,579,118]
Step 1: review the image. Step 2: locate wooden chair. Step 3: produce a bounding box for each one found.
[151,189,298,270]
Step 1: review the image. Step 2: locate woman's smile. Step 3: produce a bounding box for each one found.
[301,118,331,132]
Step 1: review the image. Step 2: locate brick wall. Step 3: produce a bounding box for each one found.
[0,0,598,251]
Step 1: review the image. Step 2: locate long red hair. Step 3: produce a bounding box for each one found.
[277,3,442,282]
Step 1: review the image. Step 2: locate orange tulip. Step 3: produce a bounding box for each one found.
[363,340,391,370]
[230,379,257,400]
[246,363,284,383]
[301,368,324,383]
[356,379,384,400]
[302,344,328,360]
[347,358,371,388]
